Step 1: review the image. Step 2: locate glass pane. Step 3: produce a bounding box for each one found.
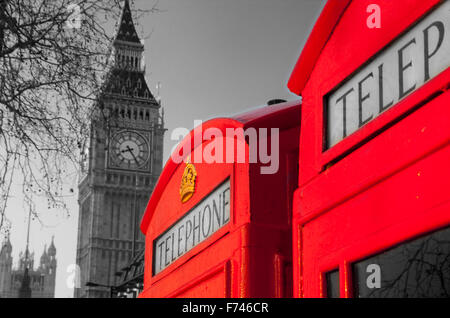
[353,226,450,298]
[326,269,340,298]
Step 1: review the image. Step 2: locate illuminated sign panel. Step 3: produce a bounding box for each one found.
[326,1,450,149]
[153,179,230,275]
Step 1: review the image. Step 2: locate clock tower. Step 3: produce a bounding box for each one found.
[75,0,165,298]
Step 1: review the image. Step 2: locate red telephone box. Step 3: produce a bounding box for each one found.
[139,102,300,298]
[289,0,450,297]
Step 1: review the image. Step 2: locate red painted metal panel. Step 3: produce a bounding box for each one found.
[288,0,350,95]
[301,143,450,297]
[291,0,449,297]
[140,101,301,234]
[294,0,444,185]
[140,102,301,298]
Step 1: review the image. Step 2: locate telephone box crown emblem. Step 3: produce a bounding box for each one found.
[180,157,197,203]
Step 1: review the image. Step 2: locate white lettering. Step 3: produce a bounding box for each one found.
[153,180,231,275]
[327,2,450,148]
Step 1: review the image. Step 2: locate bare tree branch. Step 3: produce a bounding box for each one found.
[0,0,159,232]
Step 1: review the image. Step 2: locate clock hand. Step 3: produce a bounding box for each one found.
[131,153,139,165]
[121,147,134,153]
[126,145,140,165]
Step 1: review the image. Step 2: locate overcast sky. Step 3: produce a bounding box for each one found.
[3,0,326,297]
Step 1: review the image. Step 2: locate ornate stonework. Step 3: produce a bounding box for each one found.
[74,0,165,298]
[0,236,57,298]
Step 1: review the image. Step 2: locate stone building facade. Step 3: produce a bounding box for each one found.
[75,0,165,298]
[0,236,56,298]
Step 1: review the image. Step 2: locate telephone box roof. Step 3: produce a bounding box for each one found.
[288,0,350,96]
[140,100,301,233]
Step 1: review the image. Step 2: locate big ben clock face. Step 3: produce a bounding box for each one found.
[110,130,149,170]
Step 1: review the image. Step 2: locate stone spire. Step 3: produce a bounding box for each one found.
[19,208,32,298]
[48,236,56,257]
[40,244,49,267]
[0,233,12,257]
[115,0,141,44]
[101,0,157,104]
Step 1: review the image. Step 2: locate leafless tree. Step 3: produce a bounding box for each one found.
[0,0,157,232]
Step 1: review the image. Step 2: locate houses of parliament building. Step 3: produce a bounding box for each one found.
[0,236,56,298]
